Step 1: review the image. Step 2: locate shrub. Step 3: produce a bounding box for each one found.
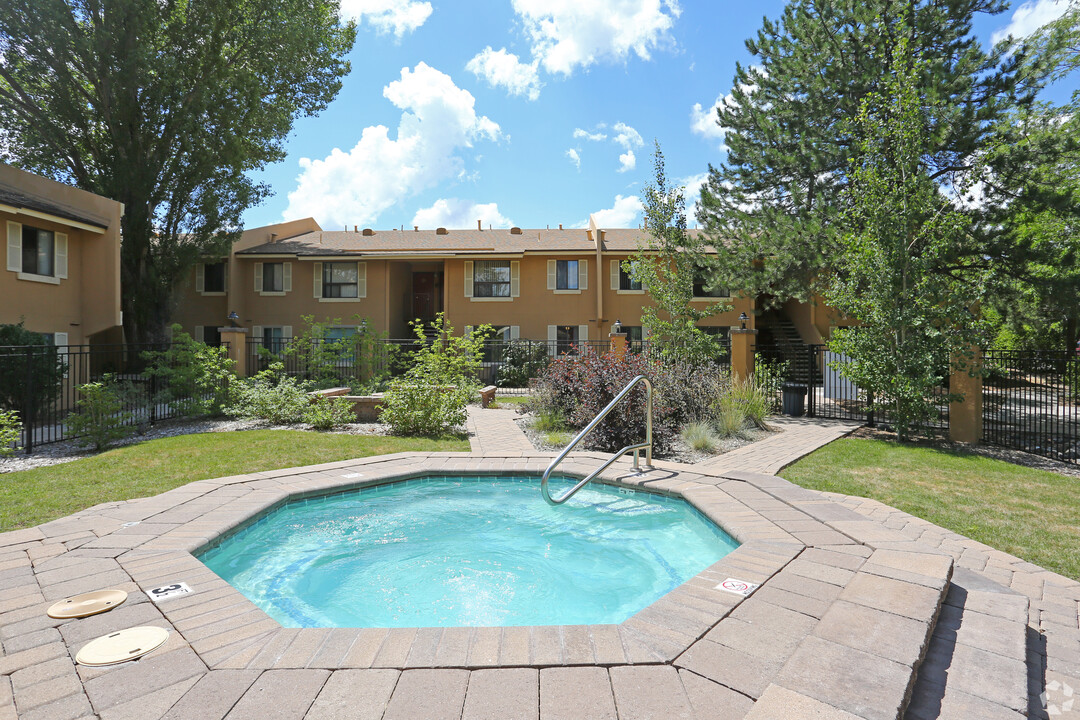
[66,377,136,450]
[0,322,65,419]
[721,378,772,430]
[496,340,548,388]
[380,314,491,436]
[713,400,749,439]
[681,421,719,453]
[0,409,21,457]
[226,363,311,424]
[143,326,235,416]
[542,429,573,447]
[303,395,356,430]
[532,406,567,433]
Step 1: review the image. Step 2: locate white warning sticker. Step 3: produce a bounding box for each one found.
[716,578,760,597]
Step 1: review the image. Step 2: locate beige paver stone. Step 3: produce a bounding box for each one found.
[160,669,261,720]
[610,665,694,720]
[678,669,754,720]
[814,599,932,667]
[98,674,201,720]
[462,668,538,720]
[499,626,530,665]
[432,627,471,668]
[244,629,299,669]
[916,638,1028,713]
[82,647,207,712]
[341,628,388,669]
[745,684,865,719]
[529,626,563,665]
[1,626,61,654]
[466,627,501,667]
[13,670,84,712]
[16,691,93,720]
[706,617,809,668]
[224,668,329,719]
[839,572,943,621]
[404,626,442,667]
[273,628,331,669]
[905,683,1026,720]
[588,624,626,665]
[308,629,361,669]
[382,668,470,720]
[675,639,781,699]
[0,641,66,676]
[539,667,616,720]
[306,669,400,720]
[750,585,830,619]
[933,603,1027,660]
[373,627,417,668]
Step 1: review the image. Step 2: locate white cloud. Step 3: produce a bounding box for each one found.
[466,47,543,100]
[613,122,643,173]
[340,0,433,37]
[284,63,500,228]
[690,96,726,140]
[679,171,709,211]
[566,148,582,169]
[512,0,681,76]
[573,128,608,142]
[618,150,636,173]
[992,0,1071,43]
[412,199,512,229]
[580,194,643,228]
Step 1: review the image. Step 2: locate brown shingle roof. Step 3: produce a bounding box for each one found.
[0,185,110,230]
[235,227,709,256]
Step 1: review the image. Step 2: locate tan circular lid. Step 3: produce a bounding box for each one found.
[47,589,128,619]
[75,626,169,666]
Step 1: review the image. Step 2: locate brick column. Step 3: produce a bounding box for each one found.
[949,348,982,443]
[218,327,248,378]
[609,332,628,359]
[731,328,757,382]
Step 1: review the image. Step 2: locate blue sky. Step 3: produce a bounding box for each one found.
[243,0,1079,232]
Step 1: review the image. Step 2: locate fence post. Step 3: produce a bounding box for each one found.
[23,347,34,454]
[609,332,628,359]
[807,344,817,417]
[218,328,249,377]
[949,348,983,443]
[730,328,757,382]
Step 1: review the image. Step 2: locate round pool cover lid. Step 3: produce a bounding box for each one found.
[47,589,128,619]
[75,626,169,666]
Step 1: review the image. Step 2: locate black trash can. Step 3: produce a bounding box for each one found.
[781,382,807,416]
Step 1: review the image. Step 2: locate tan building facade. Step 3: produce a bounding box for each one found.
[0,164,124,346]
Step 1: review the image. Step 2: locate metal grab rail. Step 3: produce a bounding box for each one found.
[541,374,654,505]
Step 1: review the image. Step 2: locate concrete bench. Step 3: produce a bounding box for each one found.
[309,387,351,399]
[480,385,497,408]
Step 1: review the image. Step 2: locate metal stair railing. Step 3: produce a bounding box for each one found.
[540,374,654,506]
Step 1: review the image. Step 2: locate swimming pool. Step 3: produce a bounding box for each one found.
[197,475,738,628]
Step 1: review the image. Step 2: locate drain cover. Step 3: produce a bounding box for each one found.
[47,589,128,619]
[75,626,169,666]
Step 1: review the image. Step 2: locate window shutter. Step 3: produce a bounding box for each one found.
[464,261,473,298]
[54,332,69,375]
[510,326,520,340]
[610,259,619,290]
[579,259,588,290]
[547,260,556,290]
[195,325,204,343]
[253,325,263,345]
[313,262,322,298]
[547,325,557,342]
[7,222,22,272]
[195,264,205,293]
[464,325,473,337]
[357,262,367,298]
[578,325,589,343]
[254,263,263,292]
[54,332,68,348]
[643,326,652,339]
[283,262,292,292]
[283,325,293,339]
[55,233,68,279]
[510,261,520,297]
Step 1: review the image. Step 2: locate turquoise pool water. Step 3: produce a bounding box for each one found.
[197,475,738,628]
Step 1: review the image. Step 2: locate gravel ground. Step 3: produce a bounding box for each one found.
[0,417,391,475]
[515,413,775,465]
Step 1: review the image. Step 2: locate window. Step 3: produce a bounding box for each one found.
[474,260,511,297]
[619,263,642,291]
[21,227,54,276]
[204,262,226,293]
[622,325,645,350]
[556,325,578,354]
[693,270,728,298]
[262,326,286,352]
[556,260,579,290]
[323,262,358,298]
[326,326,358,342]
[263,263,284,293]
[203,326,221,347]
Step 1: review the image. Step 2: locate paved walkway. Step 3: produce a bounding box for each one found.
[465,407,534,454]
[694,416,861,475]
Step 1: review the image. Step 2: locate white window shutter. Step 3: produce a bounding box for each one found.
[313,262,322,298]
[195,264,205,293]
[578,325,589,343]
[357,262,367,298]
[6,222,21,272]
[510,261,520,297]
[579,259,588,290]
[254,263,263,292]
[253,325,263,344]
[547,325,557,342]
[464,325,473,337]
[643,326,652,339]
[55,233,68,279]
[547,259,556,290]
[283,325,293,339]
[610,259,619,290]
[464,261,473,298]
[54,332,68,347]
[283,262,292,292]
[510,326,520,340]
[195,325,204,342]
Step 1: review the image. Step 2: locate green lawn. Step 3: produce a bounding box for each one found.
[0,430,469,531]
[488,395,531,408]
[781,438,1080,580]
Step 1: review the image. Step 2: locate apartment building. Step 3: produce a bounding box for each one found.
[1,164,124,346]
[171,217,842,349]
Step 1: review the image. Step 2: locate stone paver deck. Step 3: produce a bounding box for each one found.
[0,413,1076,719]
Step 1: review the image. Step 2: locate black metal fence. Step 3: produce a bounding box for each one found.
[0,342,230,452]
[983,349,1079,464]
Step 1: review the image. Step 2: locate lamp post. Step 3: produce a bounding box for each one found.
[738,312,748,330]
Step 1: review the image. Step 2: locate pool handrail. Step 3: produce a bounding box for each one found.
[541,374,653,505]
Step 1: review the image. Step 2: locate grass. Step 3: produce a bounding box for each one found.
[680,421,719,453]
[487,395,531,409]
[0,430,469,531]
[781,438,1080,580]
[542,430,573,447]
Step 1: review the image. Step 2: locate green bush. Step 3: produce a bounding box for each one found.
[0,409,21,457]
[303,395,356,430]
[720,378,772,430]
[66,377,136,451]
[226,363,311,424]
[680,421,719,452]
[380,314,491,436]
[713,399,749,438]
[531,406,567,433]
[0,322,65,419]
[143,325,235,416]
[496,340,548,388]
